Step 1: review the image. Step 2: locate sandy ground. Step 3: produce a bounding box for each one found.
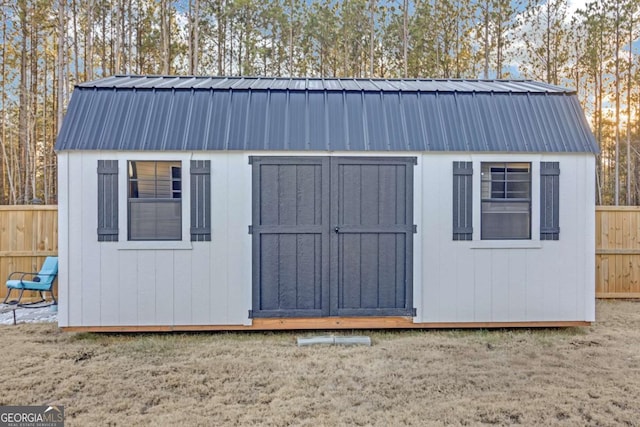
[0,300,639,426]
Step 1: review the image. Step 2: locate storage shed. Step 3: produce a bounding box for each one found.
[55,76,598,331]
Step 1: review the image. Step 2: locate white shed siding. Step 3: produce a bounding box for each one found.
[57,154,70,326]
[59,151,254,327]
[416,153,595,323]
[58,150,595,327]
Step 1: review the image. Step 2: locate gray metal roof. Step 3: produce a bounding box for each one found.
[79,75,572,93]
[56,75,598,153]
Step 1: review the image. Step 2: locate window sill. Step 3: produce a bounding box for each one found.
[116,241,193,251]
[470,240,542,249]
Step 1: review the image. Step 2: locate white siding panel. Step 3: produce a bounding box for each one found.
[473,250,493,321]
[155,251,174,325]
[118,250,138,325]
[490,252,511,321]
[455,251,475,321]
[57,154,70,327]
[412,156,423,320]
[225,154,253,325]
[209,156,230,324]
[173,249,193,325]
[190,246,211,325]
[417,153,595,324]
[435,163,460,322]
[420,156,444,322]
[80,154,101,326]
[67,154,84,326]
[137,251,157,325]
[507,250,527,321]
[524,249,546,321]
[583,157,596,321]
[100,245,120,325]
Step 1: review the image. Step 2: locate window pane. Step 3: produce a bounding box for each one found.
[129,201,181,240]
[481,162,531,240]
[128,161,182,241]
[481,202,530,239]
[128,161,181,199]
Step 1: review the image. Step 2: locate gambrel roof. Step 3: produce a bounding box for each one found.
[55,75,598,153]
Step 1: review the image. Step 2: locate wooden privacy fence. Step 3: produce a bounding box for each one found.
[0,205,638,300]
[0,206,58,301]
[596,206,640,298]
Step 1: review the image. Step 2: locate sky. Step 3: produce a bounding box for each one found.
[567,0,590,15]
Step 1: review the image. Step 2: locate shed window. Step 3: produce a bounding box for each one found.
[481,162,531,240]
[128,161,182,240]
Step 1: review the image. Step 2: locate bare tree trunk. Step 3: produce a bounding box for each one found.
[546,1,551,82]
[43,53,49,203]
[627,9,633,205]
[229,11,234,74]
[194,0,199,74]
[0,4,6,204]
[18,0,29,203]
[57,0,65,132]
[0,5,17,204]
[86,0,94,80]
[110,4,116,73]
[127,0,133,74]
[101,2,107,76]
[72,0,78,82]
[403,0,408,77]
[369,0,375,77]
[188,0,200,74]
[30,7,38,202]
[289,0,294,76]
[136,0,142,73]
[216,0,224,75]
[483,2,490,79]
[188,0,193,74]
[161,0,171,74]
[614,2,620,205]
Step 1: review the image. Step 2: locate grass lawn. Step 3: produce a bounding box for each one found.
[1,300,639,426]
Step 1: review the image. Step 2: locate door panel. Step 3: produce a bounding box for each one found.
[331,158,414,317]
[252,156,414,318]
[251,157,330,318]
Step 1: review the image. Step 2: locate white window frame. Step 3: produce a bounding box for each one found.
[128,160,183,241]
[117,154,192,250]
[480,162,532,240]
[470,155,541,249]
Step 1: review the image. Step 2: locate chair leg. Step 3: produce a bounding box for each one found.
[17,290,55,307]
[14,289,25,305]
[2,288,14,305]
[17,291,46,307]
[3,288,25,305]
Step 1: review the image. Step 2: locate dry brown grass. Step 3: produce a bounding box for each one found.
[1,300,639,426]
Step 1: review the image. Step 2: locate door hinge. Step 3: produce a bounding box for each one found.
[413,225,417,234]
[248,225,253,234]
[248,310,254,318]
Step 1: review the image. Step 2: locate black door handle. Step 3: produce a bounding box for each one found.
[334,226,340,234]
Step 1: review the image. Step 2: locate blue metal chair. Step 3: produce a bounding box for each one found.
[3,256,58,307]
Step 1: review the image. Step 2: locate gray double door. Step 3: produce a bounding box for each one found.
[251,156,415,318]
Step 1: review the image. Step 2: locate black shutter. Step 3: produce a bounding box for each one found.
[540,162,560,240]
[453,161,473,240]
[97,160,119,242]
[190,160,211,241]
